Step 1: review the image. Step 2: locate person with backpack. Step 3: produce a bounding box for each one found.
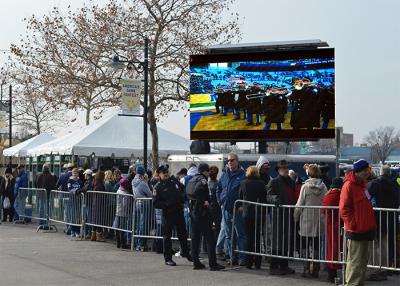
[186,163,225,271]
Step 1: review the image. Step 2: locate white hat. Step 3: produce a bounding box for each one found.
[83,169,93,175]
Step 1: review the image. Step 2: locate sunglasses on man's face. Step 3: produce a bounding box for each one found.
[227,159,236,163]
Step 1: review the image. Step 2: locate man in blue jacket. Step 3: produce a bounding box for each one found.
[14,165,29,221]
[217,152,247,265]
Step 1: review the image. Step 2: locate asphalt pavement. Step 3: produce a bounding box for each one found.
[0,222,399,286]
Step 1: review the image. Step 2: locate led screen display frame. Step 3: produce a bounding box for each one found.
[189,48,335,141]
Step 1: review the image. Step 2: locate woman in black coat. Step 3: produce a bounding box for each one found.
[238,166,267,269]
[1,167,16,222]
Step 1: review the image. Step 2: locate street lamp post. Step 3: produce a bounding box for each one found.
[111,38,149,171]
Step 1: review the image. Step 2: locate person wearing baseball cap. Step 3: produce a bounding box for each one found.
[185,163,225,271]
[339,159,376,286]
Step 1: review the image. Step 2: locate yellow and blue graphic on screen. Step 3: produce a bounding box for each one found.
[190,58,335,132]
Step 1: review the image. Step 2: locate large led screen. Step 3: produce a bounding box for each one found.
[190,49,335,140]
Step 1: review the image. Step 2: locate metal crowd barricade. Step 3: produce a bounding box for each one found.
[231,200,345,268]
[84,191,135,248]
[131,197,192,245]
[365,207,399,271]
[49,190,83,233]
[231,200,400,280]
[15,188,57,232]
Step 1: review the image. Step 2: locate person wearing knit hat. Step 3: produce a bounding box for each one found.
[185,162,224,271]
[256,155,272,185]
[132,165,153,251]
[352,159,370,173]
[339,159,376,286]
[113,177,131,249]
[321,177,344,283]
[136,166,145,176]
[197,163,210,174]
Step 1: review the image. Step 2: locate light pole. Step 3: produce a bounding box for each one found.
[111,38,149,171]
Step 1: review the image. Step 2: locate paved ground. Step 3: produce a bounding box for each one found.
[0,222,399,286]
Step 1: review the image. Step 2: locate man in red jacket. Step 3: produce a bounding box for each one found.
[339,159,377,286]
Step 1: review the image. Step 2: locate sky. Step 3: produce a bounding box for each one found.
[1,0,399,145]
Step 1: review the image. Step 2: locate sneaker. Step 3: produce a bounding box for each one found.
[193,263,206,270]
[210,264,225,271]
[165,260,177,266]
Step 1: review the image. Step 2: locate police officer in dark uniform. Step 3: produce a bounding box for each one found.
[153,165,192,266]
[186,164,225,271]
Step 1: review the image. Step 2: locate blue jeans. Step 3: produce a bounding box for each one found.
[134,201,149,248]
[216,211,227,255]
[224,209,247,261]
[14,193,27,221]
[38,195,47,225]
[62,197,72,232]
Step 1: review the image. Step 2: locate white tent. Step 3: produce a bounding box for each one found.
[3,133,55,157]
[27,113,191,157]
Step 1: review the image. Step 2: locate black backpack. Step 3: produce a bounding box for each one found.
[185,175,202,200]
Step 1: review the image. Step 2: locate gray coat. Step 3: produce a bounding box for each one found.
[294,178,327,237]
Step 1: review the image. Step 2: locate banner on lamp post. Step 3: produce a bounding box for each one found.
[120,79,142,115]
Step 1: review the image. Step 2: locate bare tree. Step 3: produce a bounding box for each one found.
[1,64,64,135]
[10,6,121,125]
[100,0,241,167]
[10,0,240,167]
[365,126,400,163]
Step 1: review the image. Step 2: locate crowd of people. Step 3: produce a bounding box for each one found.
[1,155,399,283]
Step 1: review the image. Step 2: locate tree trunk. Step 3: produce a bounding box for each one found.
[36,120,41,135]
[85,106,91,126]
[148,33,161,169]
[149,109,159,169]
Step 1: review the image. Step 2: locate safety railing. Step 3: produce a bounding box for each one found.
[15,188,57,232]
[232,200,344,265]
[6,189,400,281]
[231,200,400,280]
[49,190,83,231]
[130,197,192,245]
[84,191,135,249]
[365,207,399,271]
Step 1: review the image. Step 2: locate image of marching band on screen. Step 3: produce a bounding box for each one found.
[190,56,335,139]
